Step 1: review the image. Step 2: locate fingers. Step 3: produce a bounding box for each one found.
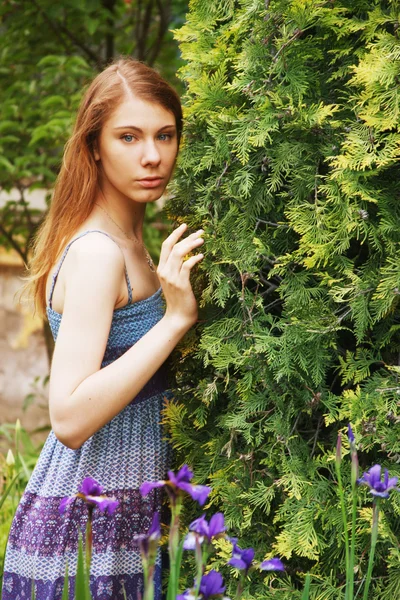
[158,227,205,324]
[158,223,187,271]
[180,252,204,273]
[167,232,204,274]
[158,225,205,273]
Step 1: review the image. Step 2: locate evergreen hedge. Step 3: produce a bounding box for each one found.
[164,1,400,598]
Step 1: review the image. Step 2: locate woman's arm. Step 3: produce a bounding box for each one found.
[49,225,204,450]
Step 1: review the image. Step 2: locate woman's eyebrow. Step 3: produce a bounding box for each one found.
[113,124,176,132]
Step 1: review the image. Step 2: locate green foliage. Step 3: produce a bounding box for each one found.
[0,421,42,594]
[165,0,400,597]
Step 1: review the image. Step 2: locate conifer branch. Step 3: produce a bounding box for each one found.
[310,416,323,458]
[215,161,230,188]
[271,28,303,63]
[255,218,289,228]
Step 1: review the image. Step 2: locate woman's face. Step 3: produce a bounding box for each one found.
[94,95,179,204]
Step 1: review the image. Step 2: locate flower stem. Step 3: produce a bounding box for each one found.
[167,497,183,600]
[348,449,359,600]
[348,487,357,600]
[362,501,379,600]
[143,563,155,600]
[235,573,245,600]
[335,457,350,600]
[193,538,205,599]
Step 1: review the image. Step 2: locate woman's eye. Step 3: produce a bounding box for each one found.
[158,133,172,141]
[122,134,135,142]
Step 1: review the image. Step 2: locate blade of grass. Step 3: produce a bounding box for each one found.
[19,453,32,481]
[0,472,21,511]
[14,420,21,471]
[0,508,14,596]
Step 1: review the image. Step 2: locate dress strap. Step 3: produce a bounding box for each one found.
[47,229,133,309]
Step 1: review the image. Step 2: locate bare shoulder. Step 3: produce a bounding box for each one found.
[67,231,125,266]
[65,232,124,288]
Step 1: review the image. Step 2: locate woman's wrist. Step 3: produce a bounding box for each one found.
[162,311,195,337]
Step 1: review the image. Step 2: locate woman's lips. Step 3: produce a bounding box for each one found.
[137,178,163,188]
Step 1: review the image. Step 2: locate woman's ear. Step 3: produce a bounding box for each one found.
[92,138,100,161]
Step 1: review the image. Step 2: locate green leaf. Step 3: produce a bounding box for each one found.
[75,532,91,600]
[0,472,21,511]
[41,95,68,109]
[37,55,65,68]
[85,18,100,36]
[0,135,20,144]
[121,581,127,600]
[301,574,311,600]
[19,452,32,481]
[62,560,69,600]
[175,538,185,594]
[0,155,14,173]
[0,121,17,134]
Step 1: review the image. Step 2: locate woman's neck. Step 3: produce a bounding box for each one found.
[94,188,146,243]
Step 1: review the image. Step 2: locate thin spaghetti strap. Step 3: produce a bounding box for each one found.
[47,229,133,309]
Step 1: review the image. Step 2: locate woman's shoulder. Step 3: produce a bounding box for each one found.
[66,229,125,266]
[46,229,126,313]
[64,234,124,301]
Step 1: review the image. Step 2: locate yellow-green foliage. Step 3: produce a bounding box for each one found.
[165,1,400,597]
[0,422,42,591]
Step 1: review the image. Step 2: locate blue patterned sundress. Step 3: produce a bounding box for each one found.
[2,230,172,600]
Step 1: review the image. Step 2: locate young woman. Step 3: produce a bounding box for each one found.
[2,58,204,600]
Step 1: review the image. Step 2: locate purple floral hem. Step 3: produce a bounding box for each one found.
[1,567,161,600]
[8,487,161,556]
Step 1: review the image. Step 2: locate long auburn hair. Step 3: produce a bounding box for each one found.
[26,57,183,317]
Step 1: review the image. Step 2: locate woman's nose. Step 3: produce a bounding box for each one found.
[141,140,161,166]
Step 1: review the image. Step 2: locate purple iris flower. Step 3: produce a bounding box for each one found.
[347,423,355,444]
[199,571,227,599]
[184,513,226,549]
[228,542,255,572]
[139,479,165,496]
[140,464,211,507]
[169,464,193,484]
[177,570,230,600]
[192,513,226,540]
[347,423,359,485]
[260,557,285,571]
[59,476,119,515]
[176,592,196,600]
[358,464,399,499]
[133,512,161,557]
[147,512,161,539]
